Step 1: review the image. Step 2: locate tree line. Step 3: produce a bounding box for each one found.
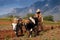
[8,13,54,22]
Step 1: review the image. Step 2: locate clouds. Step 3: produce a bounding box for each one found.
[0,0,45,15]
[0,8,13,15]
[28,9,33,13]
[45,4,49,6]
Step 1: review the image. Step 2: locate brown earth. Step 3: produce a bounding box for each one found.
[0,25,60,40]
[0,21,60,40]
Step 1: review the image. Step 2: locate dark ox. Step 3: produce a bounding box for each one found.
[24,17,39,37]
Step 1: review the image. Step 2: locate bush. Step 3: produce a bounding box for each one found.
[43,15,54,21]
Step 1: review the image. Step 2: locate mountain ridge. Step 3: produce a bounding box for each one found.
[0,0,60,21]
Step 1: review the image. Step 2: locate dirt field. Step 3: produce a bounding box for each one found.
[0,20,60,40]
[0,26,60,40]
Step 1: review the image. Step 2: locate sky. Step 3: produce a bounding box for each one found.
[0,0,45,15]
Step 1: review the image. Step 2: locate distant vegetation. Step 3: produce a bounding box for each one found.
[0,14,60,27]
[23,14,54,22]
[0,14,55,22]
[43,15,54,22]
[23,13,34,19]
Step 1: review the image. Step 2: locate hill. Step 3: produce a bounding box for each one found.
[0,0,60,21]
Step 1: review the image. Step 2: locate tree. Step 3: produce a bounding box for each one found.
[27,13,34,18]
[8,15,13,18]
[23,13,34,19]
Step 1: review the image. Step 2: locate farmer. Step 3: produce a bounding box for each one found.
[34,9,43,35]
[12,18,18,33]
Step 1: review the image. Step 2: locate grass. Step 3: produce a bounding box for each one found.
[0,18,11,26]
[4,35,11,40]
[0,18,11,21]
[0,18,60,25]
[43,21,60,25]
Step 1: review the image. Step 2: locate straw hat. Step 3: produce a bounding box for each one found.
[36,9,41,12]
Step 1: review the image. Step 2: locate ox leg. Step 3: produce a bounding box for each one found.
[22,26,26,35]
[30,28,33,37]
[33,26,38,37]
[16,28,22,37]
[26,30,32,38]
[26,30,30,37]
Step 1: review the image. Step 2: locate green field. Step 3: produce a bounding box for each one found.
[43,21,60,25]
[0,18,60,27]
